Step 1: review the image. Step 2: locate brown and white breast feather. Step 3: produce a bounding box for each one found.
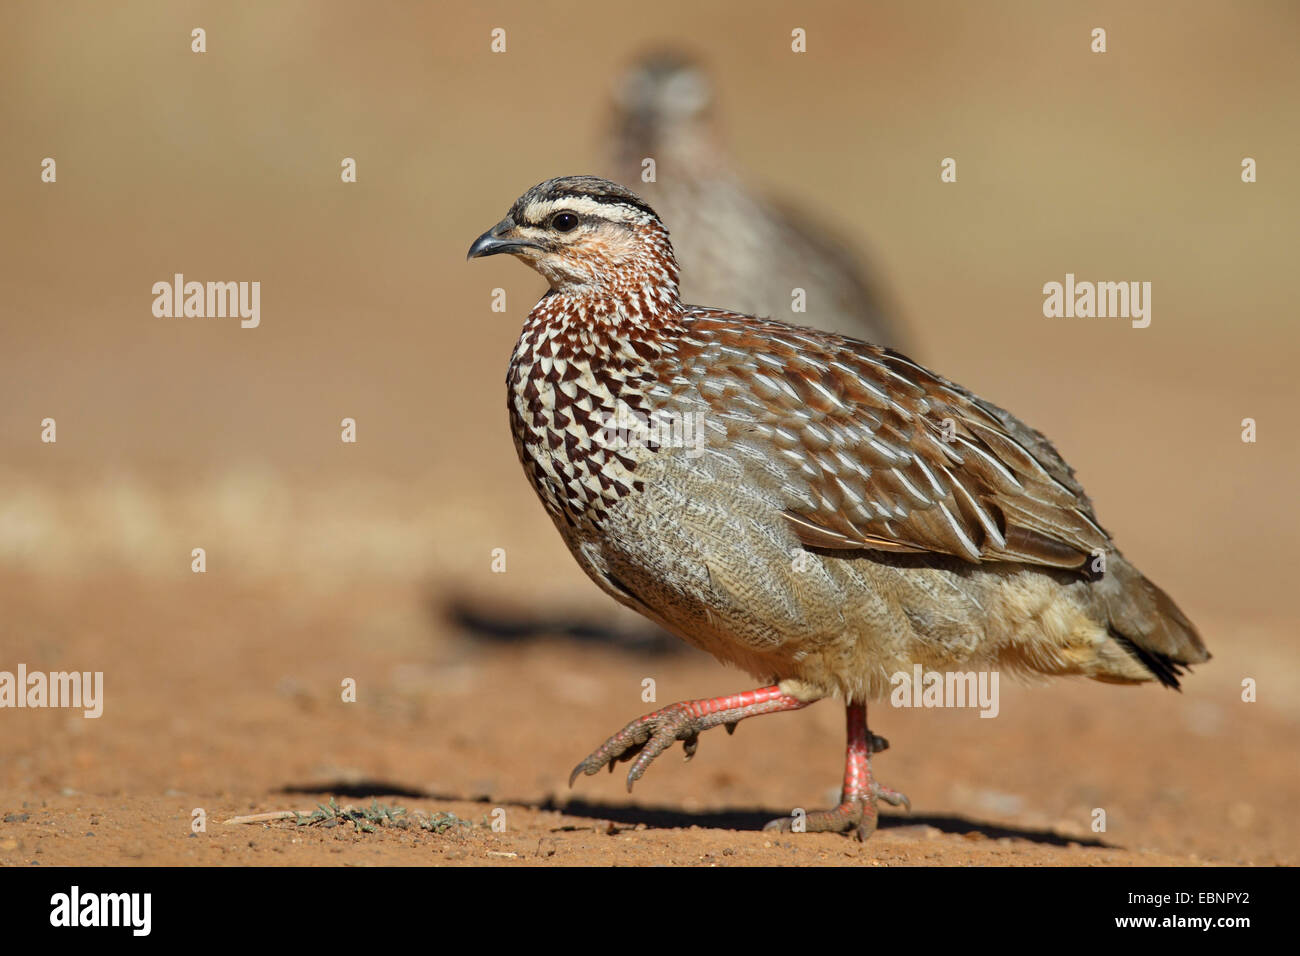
[506,296,669,530]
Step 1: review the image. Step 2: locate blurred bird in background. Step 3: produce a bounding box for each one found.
[606,49,908,350]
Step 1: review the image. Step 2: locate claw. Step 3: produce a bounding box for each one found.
[682,732,700,760]
[855,814,877,842]
[875,783,911,811]
[568,686,810,793]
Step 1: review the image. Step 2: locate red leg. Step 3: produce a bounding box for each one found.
[765,702,909,840]
[569,684,810,792]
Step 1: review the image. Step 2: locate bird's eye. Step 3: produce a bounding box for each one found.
[550,212,579,233]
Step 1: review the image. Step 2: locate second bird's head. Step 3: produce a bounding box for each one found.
[467,176,679,301]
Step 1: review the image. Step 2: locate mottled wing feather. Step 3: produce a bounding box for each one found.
[669,310,1111,569]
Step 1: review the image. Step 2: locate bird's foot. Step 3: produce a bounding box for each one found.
[763,780,910,841]
[568,685,810,792]
[764,704,908,841]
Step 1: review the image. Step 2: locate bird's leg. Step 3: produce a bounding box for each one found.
[569,684,810,792]
[765,702,909,840]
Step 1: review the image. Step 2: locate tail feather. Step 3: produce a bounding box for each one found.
[1099,555,1209,689]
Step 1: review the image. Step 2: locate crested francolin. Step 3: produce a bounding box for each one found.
[468,175,1208,839]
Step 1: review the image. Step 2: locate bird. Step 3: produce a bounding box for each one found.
[607,51,907,350]
[467,175,1209,839]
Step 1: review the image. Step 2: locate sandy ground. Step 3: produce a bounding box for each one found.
[0,556,1294,867]
[1,1,1298,866]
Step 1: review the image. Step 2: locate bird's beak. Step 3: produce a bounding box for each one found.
[466,217,540,260]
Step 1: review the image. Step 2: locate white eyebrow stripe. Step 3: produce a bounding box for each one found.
[520,196,648,225]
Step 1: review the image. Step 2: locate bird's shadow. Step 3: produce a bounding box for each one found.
[277,779,1110,849]
[441,596,686,656]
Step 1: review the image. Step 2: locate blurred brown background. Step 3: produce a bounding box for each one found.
[1,0,1296,865]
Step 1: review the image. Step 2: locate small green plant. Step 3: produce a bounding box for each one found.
[289,797,470,836]
[294,797,408,834]
[416,810,471,834]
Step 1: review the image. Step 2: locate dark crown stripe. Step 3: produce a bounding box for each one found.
[552,189,659,221]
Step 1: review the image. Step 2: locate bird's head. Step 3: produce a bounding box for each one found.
[614,51,713,129]
[611,52,715,165]
[467,176,680,307]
